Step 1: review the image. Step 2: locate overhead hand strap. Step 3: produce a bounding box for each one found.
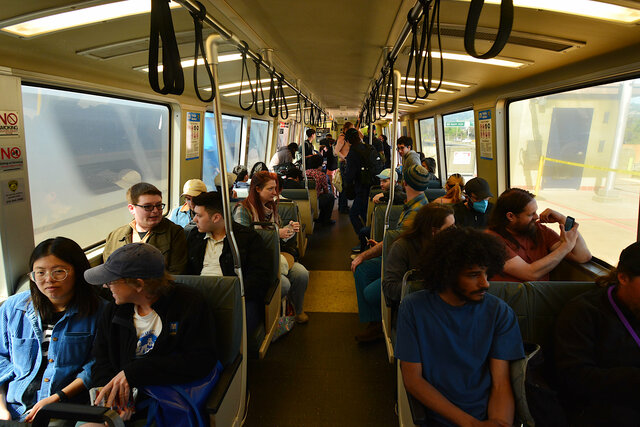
[190,1,214,102]
[268,68,280,118]
[148,0,184,95]
[253,53,266,115]
[238,41,254,110]
[464,0,514,59]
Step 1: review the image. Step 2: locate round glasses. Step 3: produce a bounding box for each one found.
[29,269,69,283]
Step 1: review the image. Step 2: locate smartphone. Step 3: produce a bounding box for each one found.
[564,216,575,231]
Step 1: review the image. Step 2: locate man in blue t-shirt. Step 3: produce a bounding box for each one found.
[396,227,524,427]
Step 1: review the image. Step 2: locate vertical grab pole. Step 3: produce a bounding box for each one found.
[384,70,402,232]
[299,95,309,190]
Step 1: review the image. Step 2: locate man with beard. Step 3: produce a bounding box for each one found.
[487,188,591,282]
[396,227,524,427]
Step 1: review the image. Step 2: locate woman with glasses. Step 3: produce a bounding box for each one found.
[0,237,105,422]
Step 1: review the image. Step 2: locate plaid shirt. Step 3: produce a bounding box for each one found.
[398,193,428,229]
[305,168,329,195]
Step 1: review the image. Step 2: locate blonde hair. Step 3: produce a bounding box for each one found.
[443,174,465,204]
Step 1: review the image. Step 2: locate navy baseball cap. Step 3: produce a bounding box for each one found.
[85,243,165,285]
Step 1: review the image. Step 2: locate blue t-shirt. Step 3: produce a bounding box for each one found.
[395,290,524,425]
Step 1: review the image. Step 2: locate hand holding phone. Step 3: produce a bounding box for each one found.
[564,216,575,231]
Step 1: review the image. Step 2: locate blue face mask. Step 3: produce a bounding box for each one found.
[471,199,488,213]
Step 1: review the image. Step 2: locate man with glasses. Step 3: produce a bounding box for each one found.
[396,136,421,171]
[104,182,187,275]
[452,177,495,229]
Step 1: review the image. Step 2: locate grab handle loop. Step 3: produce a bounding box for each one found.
[190,1,214,102]
[148,0,184,95]
[464,0,514,59]
[238,41,254,111]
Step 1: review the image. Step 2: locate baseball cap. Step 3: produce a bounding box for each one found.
[618,242,640,277]
[214,172,237,189]
[182,179,207,197]
[464,177,493,199]
[84,243,165,285]
[376,168,397,181]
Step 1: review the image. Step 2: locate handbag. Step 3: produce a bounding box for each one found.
[142,361,223,427]
[332,167,343,193]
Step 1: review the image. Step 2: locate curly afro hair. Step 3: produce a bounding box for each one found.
[419,227,507,293]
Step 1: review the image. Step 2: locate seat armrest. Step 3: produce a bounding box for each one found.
[407,391,428,425]
[207,353,242,413]
[32,403,124,427]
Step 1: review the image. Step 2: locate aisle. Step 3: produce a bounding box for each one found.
[245,206,398,426]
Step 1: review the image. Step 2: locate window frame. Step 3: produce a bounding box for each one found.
[440,108,477,179]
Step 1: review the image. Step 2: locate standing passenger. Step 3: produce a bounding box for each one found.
[0,238,105,422]
[103,182,187,275]
[168,179,207,228]
[343,128,371,238]
[305,154,335,226]
[334,122,359,214]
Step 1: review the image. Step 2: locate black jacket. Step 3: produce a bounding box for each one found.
[344,143,371,195]
[185,222,271,301]
[452,201,494,229]
[91,284,216,388]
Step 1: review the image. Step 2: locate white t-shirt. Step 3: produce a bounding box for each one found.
[200,232,225,276]
[134,307,163,357]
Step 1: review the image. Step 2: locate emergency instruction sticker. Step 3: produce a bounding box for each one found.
[0,145,24,171]
[186,112,200,160]
[0,111,20,137]
[478,109,493,160]
[3,178,25,205]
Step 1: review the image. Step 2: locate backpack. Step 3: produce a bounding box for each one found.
[355,143,384,186]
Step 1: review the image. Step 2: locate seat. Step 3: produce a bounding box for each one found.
[370,204,403,242]
[278,200,307,258]
[424,188,446,202]
[365,185,383,227]
[252,227,283,359]
[307,178,319,220]
[281,188,314,235]
[397,280,596,427]
[381,228,403,363]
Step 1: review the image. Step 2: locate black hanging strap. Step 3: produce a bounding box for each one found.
[464,0,514,59]
[190,1,214,102]
[148,0,184,95]
[253,53,266,115]
[238,41,255,111]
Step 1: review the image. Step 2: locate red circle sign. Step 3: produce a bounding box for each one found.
[10,147,21,159]
[7,114,18,126]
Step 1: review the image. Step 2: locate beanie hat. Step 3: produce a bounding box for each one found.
[403,164,430,191]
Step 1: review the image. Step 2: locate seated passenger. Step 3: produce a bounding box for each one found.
[168,179,207,228]
[214,171,238,199]
[269,143,298,175]
[281,167,305,189]
[397,227,524,426]
[0,237,105,422]
[185,191,271,333]
[85,243,216,421]
[305,154,335,226]
[381,204,454,308]
[487,188,591,281]
[421,157,441,187]
[432,173,464,205]
[555,242,640,427]
[234,171,310,324]
[351,164,430,342]
[104,182,187,275]
[452,177,494,229]
[250,162,269,179]
[233,169,250,189]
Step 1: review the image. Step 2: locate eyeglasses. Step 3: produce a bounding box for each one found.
[29,269,69,283]
[134,203,165,212]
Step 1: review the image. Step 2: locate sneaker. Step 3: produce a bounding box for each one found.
[355,322,383,343]
[295,312,309,324]
[351,245,362,253]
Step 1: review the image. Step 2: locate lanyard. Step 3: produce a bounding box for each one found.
[607,285,640,349]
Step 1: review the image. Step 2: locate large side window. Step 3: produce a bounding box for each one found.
[418,117,438,172]
[21,85,170,248]
[508,78,640,265]
[443,110,476,179]
[247,118,270,170]
[203,113,243,188]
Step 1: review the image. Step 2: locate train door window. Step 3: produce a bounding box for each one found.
[442,110,477,180]
[21,85,170,248]
[203,113,243,188]
[508,78,640,265]
[418,117,438,172]
[247,118,270,170]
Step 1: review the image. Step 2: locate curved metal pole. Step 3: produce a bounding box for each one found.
[205,35,244,290]
[384,70,402,231]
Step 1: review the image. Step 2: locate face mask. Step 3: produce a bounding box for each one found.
[472,199,488,213]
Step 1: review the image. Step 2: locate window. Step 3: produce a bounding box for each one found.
[247,119,270,170]
[418,117,438,172]
[203,113,243,189]
[443,110,476,179]
[22,85,170,248]
[508,78,640,265]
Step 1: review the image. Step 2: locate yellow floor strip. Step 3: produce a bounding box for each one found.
[304,270,358,313]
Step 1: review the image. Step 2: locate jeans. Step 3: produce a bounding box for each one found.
[281,261,309,314]
[353,256,382,323]
[349,191,369,236]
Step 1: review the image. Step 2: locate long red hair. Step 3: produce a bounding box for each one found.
[241,171,279,223]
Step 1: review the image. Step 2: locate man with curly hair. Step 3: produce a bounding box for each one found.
[396,227,524,427]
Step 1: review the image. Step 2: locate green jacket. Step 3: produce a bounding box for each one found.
[103,218,187,275]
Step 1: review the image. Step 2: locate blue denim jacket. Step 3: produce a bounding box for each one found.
[0,291,105,419]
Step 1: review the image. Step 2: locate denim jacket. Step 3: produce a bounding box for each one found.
[0,291,105,419]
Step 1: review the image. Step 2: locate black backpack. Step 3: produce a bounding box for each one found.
[355,143,384,186]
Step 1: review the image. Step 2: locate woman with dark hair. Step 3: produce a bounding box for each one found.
[432,174,465,205]
[382,204,455,309]
[233,171,310,323]
[0,237,105,422]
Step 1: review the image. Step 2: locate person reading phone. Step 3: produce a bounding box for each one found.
[486,188,591,282]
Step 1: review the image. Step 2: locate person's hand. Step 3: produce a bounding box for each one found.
[372,193,383,203]
[560,221,579,250]
[95,370,130,410]
[117,406,135,421]
[539,208,565,224]
[351,254,365,272]
[289,221,301,233]
[278,227,294,239]
[367,239,378,247]
[24,394,59,422]
[0,407,11,420]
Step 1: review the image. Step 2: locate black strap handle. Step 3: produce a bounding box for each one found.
[238,41,255,110]
[190,1,214,102]
[278,75,288,120]
[464,0,514,59]
[268,68,279,118]
[253,53,266,115]
[148,0,184,95]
